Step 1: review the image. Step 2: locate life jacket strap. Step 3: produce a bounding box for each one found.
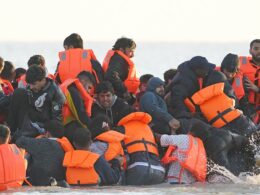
[208,108,232,125]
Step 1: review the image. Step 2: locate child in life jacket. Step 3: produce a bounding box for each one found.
[63,127,121,186]
[158,133,207,184]
[0,125,26,191]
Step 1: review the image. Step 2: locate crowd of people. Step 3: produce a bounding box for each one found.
[0,34,260,190]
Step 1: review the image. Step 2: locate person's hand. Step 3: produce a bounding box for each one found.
[168,118,180,133]
[244,77,259,93]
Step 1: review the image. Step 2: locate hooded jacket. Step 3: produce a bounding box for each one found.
[140,77,173,131]
[170,58,236,119]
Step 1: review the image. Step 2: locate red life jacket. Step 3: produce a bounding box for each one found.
[0,144,26,190]
[239,56,260,105]
[60,78,93,127]
[118,112,158,156]
[102,50,140,94]
[63,150,99,185]
[161,135,207,183]
[184,83,241,128]
[95,130,125,161]
[58,49,99,83]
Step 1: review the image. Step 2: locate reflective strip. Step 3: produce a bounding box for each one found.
[127,162,165,172]
[241,57,247,65]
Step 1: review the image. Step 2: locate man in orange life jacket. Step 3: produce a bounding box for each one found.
[55,33,103,84]
[239,39,260,123]
[16,120,66,186]
[91,81,135,127]
[103,37,140,105]
[8,65,65,141]
[63,127,121,185]
[61,71,95,143]
[220,53,257,121]
[18,55,54,89]
[170,56,257,136]
[116,112,165,185]
[0,125,26,190]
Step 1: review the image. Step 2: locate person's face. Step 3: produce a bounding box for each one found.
[80,79,94,94]
[97,91,113,108]
[223,69,237,80]
[250,42,260,63]
[123,47,135,58]
[155,85,165,97]
[28,79,46,93]
[139,83,148,92]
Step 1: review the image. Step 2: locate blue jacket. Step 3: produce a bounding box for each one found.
[140,77,173,127]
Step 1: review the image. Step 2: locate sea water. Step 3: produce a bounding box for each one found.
[1,41,260,194]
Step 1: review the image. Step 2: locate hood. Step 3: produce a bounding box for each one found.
[146,77,164,92]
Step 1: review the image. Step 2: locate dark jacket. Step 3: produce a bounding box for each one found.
[94,156,121,185]
[104,53,129,98]
[67,84,92,127]
[8,79,65,135]
[91,95,135,126]
[140,77,173,134]
[170,61,236,119]
[16,136,65,186]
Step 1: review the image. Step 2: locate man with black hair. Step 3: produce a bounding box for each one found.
[16,120,66,186]
[239,39,260,123]
[55,33,103,84]
[18,55,53,89]
[7,65,65,139]
[103,37,140,104]
[63,127,121,185]
[60,71,96,142]
[91,81,135,127]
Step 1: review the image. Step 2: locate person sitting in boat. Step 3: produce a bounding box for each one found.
[170,56,257,136]
[55,33,103,84]
[91,81,135,127]
[157,132,207,184]
[63,127,121,186]
[116,112,165,185]
[140,77,180,134]
[7,65,65,141]
[60,71,95,143]
[0,125,26,190]
[16,120,66,186]
[90,114,125,173]
[103,37,139,105]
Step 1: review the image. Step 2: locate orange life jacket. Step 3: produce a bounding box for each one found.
[63,150,99,185]
[0,144,26,190]
[184,83,241,128]
[57,137,74,152]
[58,48,99,83]
[95,130,125,161]
[102,50,140,94]
[239,56,260,105]
[161,135,207,183]
[118,112,159,156]
[60,78,93,127]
